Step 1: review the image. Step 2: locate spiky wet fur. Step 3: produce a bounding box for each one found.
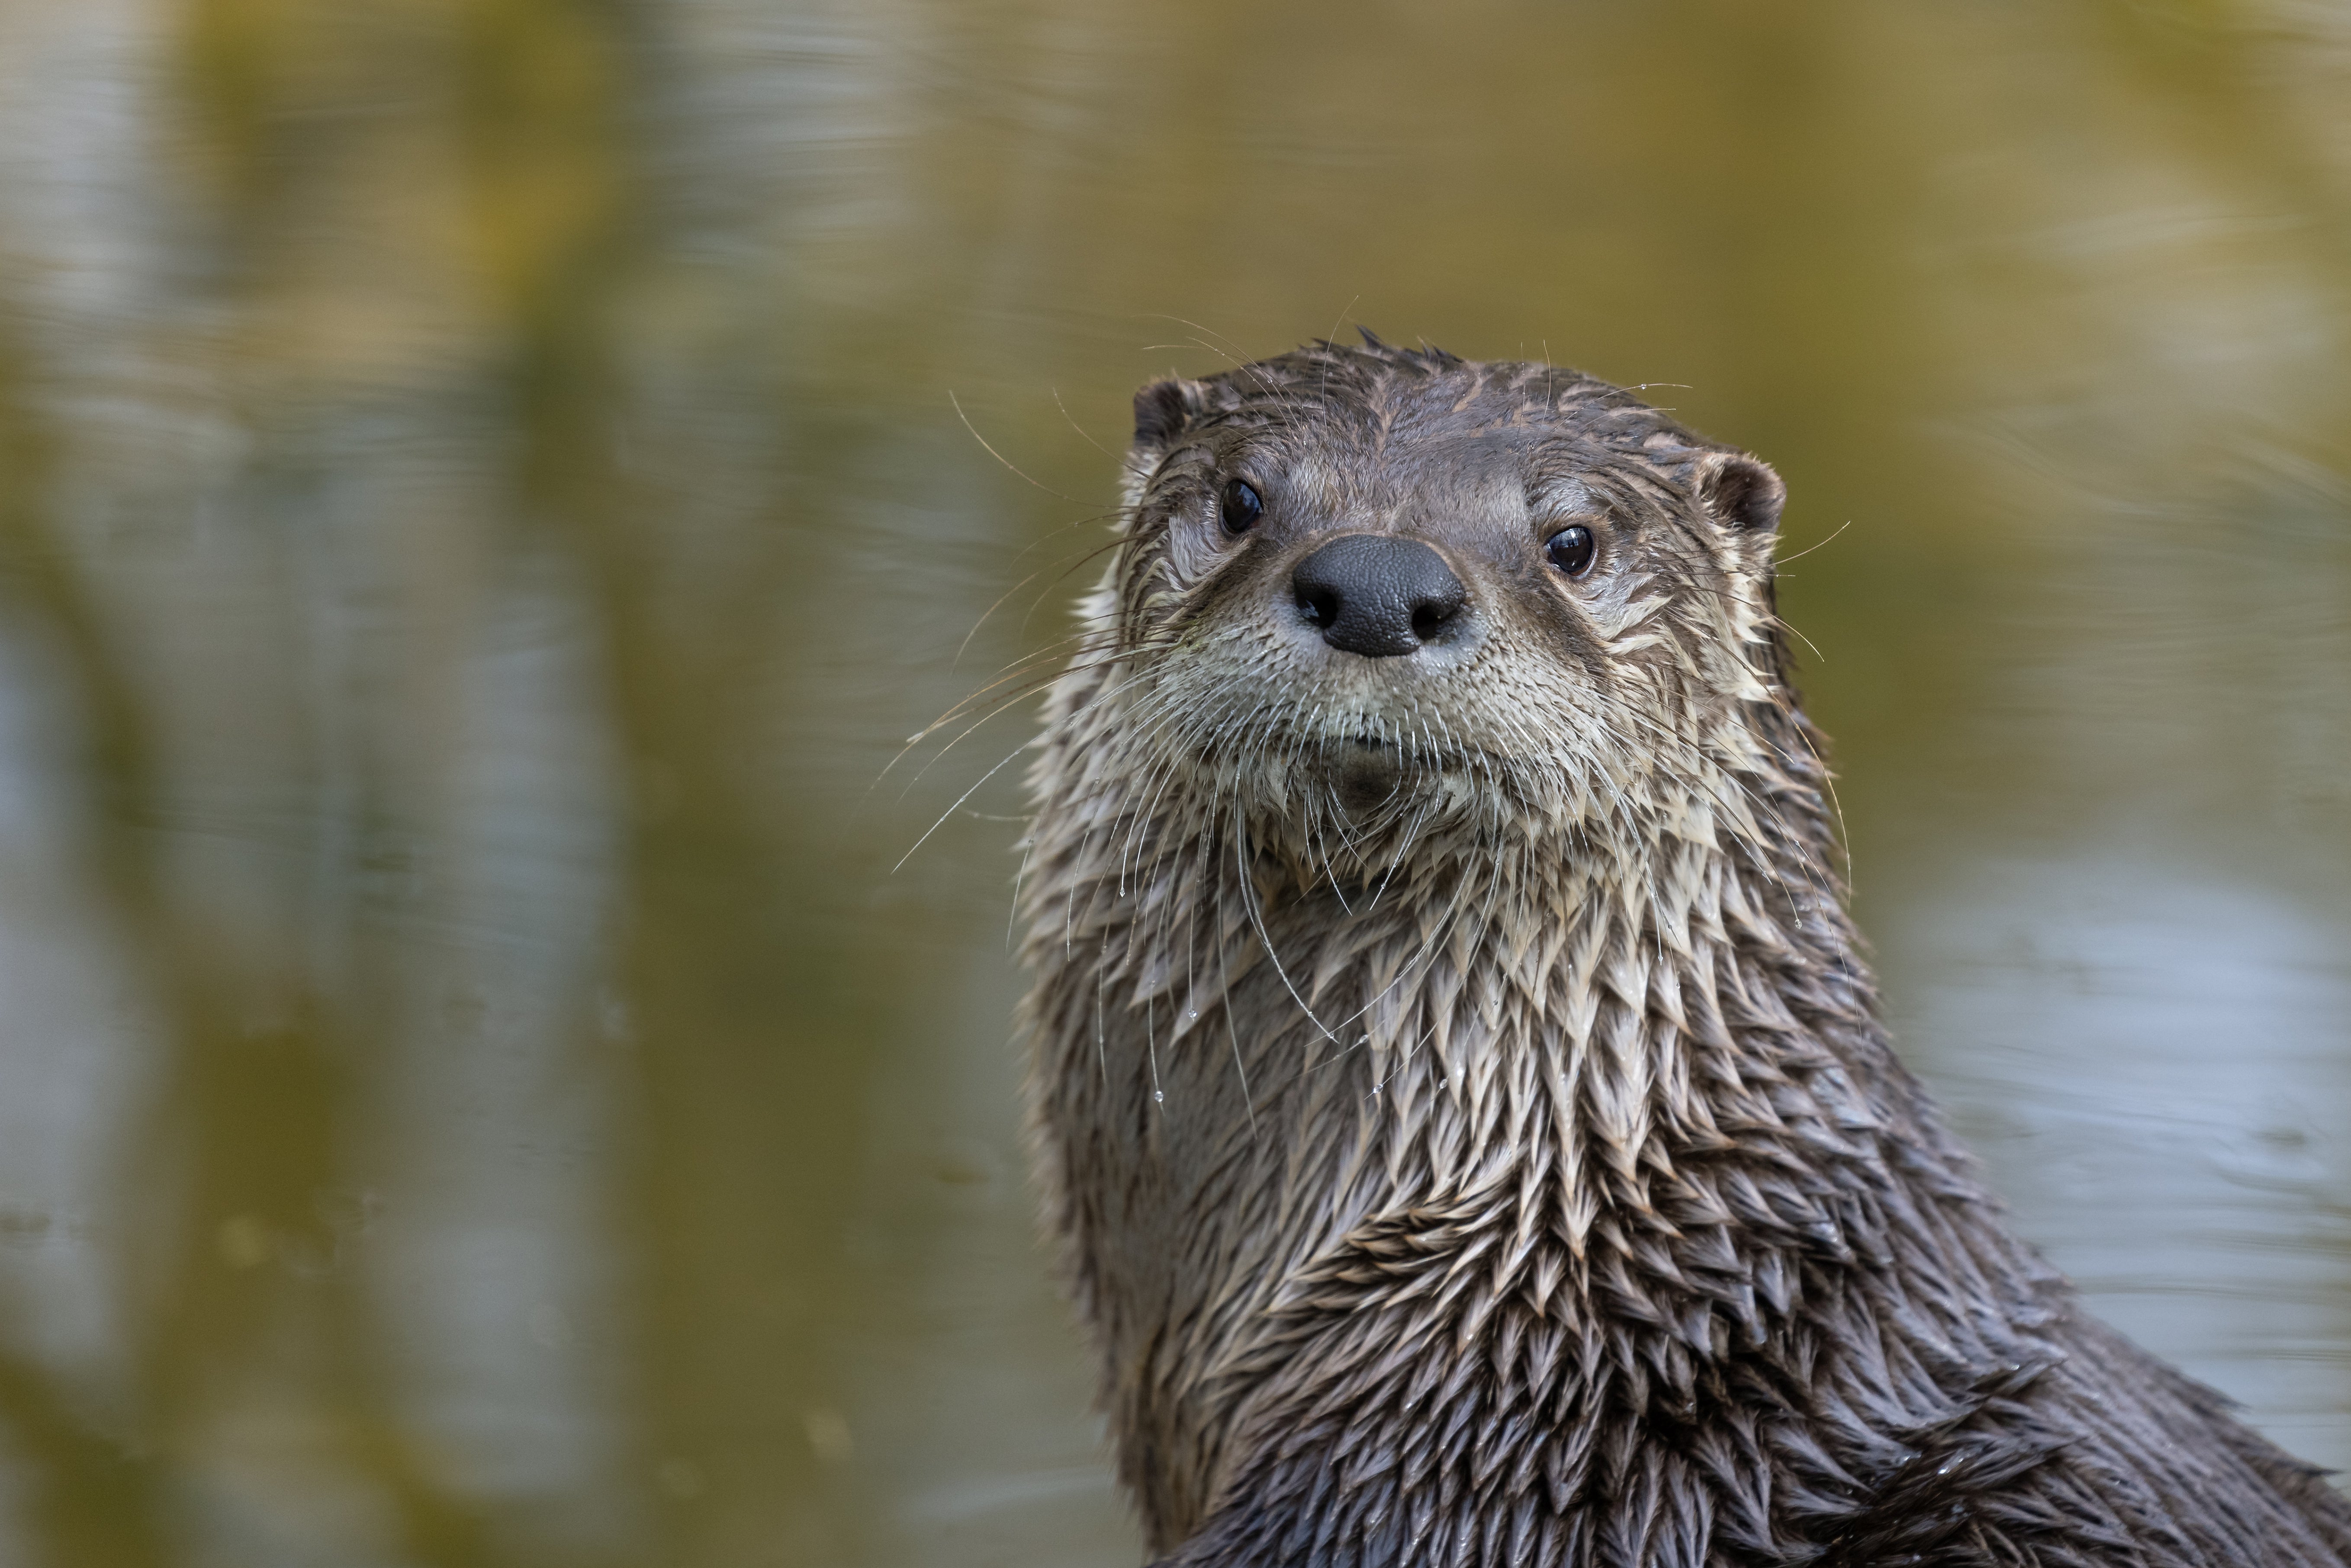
[1015,340,2351,1567]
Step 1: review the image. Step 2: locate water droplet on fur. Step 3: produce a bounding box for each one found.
[1152,1091,1164,1105]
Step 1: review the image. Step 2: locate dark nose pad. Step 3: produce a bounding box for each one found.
[1291,535,1470,658]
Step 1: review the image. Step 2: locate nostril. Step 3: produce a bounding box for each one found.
[1409,591,1464,642]
[1297,583,1339,627]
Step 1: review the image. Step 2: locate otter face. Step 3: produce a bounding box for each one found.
[1092,341,1788,874]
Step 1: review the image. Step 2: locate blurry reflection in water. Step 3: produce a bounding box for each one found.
[0,2,2343,1565]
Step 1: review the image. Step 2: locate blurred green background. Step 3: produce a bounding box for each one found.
[0,2,2345,1565]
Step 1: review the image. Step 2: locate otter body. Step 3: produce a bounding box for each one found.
[1016,339,2351,1567]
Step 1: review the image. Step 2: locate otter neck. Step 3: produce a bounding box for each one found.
[1079,758,1894,1245]
[1023,727,2004,1555]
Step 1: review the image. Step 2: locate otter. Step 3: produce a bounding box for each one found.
[1013,335,2351,1567]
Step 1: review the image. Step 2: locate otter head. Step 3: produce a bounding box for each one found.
[1097,337,1789,887]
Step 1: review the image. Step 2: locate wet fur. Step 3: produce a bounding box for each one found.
[1014,339,2351,1566]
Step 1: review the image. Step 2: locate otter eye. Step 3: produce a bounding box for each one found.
[1219,479,1264,535]
[1543,525,1596,578]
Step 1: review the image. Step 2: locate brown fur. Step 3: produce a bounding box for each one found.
[1014,337,2351,1566]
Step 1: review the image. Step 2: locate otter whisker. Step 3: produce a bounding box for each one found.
[1051,385,1118,460]
[1110,682,1247,890]
[891,635,1170,784]
[1013,537,1142,639]
[953,563,1100,672]
[1229,801,1344,1048]
[1213,884,1260,1142]
[1144,979,1163,1109]
[948,389,1096,505]
[894,737,1033,873]
[1093,924,1110,1086]
[954,623,1171,712]
[1007,821,1038,950]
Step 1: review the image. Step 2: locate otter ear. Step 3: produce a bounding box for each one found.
[1695,452,1786,535]
[1132,378,1205,452]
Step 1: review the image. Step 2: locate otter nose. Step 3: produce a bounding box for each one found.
[1291,534,1470,658]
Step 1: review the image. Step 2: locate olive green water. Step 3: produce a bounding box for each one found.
[0,3,2345,1565]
